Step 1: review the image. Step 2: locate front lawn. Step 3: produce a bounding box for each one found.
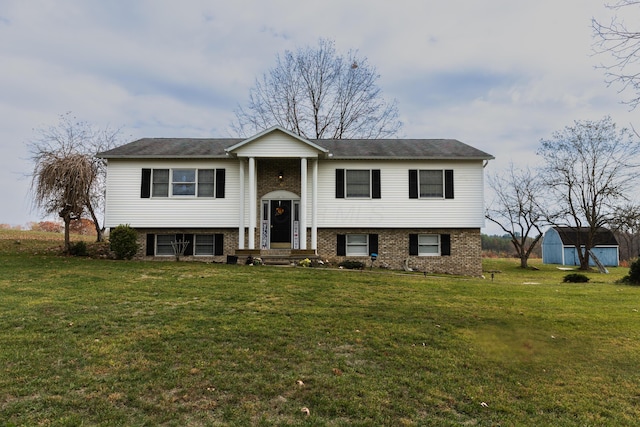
[1,232,639,426]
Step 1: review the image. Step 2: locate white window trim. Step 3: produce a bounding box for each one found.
[151,168,216,198]
[346,234,369,256]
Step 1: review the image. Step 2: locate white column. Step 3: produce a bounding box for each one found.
[238,159,245,249]
[311,158,318,251]
[248,157,256,249]
[300,157,307,250]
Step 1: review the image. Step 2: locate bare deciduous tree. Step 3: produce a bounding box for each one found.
[31,153,95,252]
[485,163,545,268]
[592,1,640,108]
[609,203,640,260]
[28,113,122,247]
[232,38,402,139]
[537,116,640,270]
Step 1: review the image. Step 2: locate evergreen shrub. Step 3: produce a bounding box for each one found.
[109,224,139,260]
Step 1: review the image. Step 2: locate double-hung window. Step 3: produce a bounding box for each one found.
[335,169,381,199]
[409,233,451,256]
[142,168,224,198]
[152,169,170,197]
[197,170,215,197]
[337,233,379,257]
[346,234,369,256]
[194,234,215,256]
[418,234,440,255]
[419,170,444,198]
[346,170,371,198]
[155,234,175,256]
[148,233,224,256]
[172,169,197,196]
[409,169,454,199]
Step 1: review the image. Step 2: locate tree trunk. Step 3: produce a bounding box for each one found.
[62,214,71,254]
[520,257,529,269]
[86,201,104,242]
[579,249,591,270]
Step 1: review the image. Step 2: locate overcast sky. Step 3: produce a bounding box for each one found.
[1,0,637,233]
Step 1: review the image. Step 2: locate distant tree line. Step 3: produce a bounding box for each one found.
[482,234,542,258]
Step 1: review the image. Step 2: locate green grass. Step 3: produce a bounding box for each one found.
[1,230,640,426]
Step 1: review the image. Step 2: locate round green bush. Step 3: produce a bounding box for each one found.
[339,260,365,270]
[563,273,590,283]
[69,241,88,257]
[109,224,139,260]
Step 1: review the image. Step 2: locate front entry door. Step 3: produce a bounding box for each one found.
[270,200,292,248]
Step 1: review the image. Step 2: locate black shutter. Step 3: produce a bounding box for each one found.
[216,169,226,198]
[183,234,194,256]
[372,170,381,199]
[368,234,379,255]
[141,169,151,198]
[214,234,224,256]
[146,234,155,256]
[441,234,451,256]
[444,170,454,199]
[337,234,346,256]
[409,234,418,255]
[409,170,418,199]
[335,169,345,198]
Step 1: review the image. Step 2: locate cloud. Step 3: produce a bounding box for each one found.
[0,0,638,230]
[394,70,523,109]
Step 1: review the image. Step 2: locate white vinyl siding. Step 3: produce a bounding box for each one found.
[105,158,485,230]
[231,131,323,158]
[104,160,240,228]
[313,160,485,228]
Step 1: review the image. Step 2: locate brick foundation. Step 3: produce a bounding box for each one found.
[131,226,482,276]
[133,228,238,263]
[317,228,482,276]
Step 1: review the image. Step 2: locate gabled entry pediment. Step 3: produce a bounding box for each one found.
[225,126,328,158]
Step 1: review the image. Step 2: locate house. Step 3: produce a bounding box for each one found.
[542,227,619,267]
[98,126,494,275]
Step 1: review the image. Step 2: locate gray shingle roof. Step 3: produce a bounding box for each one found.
[98,138,240,158]
[317,139,493,160]
[98,137,494,160]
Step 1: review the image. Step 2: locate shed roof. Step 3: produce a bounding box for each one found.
[552,227,618,246]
